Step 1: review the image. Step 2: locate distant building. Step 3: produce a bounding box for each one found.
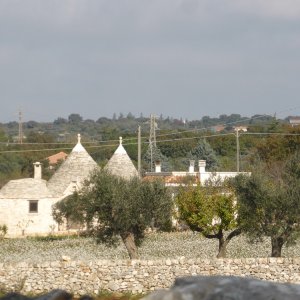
[144,160,250,186]
[288,116,300,127]
[233,126,248,132]
[46,151,68,169]
[211,125,226,133]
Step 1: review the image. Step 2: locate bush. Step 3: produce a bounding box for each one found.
[0,225,7,239]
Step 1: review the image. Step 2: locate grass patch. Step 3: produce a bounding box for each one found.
[27,234,80,242]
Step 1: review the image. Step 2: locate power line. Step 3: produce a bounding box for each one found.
[151,113,273,139]
[1,113,274,146]
[0,140,118,145]
[2,131,300,155]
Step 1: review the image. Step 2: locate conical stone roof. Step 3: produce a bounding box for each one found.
[104,137,138,180]
[47,134,98,197]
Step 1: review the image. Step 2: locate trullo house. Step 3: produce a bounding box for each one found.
[0,135,138,237]
[0,134,98,237]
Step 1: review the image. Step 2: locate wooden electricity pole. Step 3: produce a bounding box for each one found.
[138,125,141,178]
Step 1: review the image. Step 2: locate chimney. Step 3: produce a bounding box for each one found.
[155,161,161,173]
[198,160,206,173]
[33,162,42,179]
[189,160,195,173]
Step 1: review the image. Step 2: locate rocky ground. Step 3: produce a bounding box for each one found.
[0,232,300,263]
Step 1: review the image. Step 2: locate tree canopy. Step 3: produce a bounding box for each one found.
[53,170,173,259]
[233,152,300,257]
[189,139,219,171]
[176,177,240,258]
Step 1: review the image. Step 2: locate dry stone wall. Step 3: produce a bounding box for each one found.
[0,257,300,295]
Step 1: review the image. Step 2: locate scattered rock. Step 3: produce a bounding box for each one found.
[61,256,71,262]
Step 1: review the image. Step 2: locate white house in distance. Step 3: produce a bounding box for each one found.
[0,134,138,237]
[144,160,250,186]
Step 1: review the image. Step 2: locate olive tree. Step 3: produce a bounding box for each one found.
[176,177,240,258]
[233,152,300,257]
[53,170,173,259]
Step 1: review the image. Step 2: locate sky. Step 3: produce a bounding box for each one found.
[1,0,300,123]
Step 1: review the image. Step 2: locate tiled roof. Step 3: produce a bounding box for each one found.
[104,137,138,180]
[0,178,53,199]
[47,152,68,165]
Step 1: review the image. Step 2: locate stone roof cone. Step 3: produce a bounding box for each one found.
[104,137,138,180]
[47,134,98,197]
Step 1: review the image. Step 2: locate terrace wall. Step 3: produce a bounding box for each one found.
[0,257,300,295]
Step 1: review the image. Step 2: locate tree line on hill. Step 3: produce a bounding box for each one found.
[0,113,300,187]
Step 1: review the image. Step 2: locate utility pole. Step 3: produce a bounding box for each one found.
[138,125,141,178]
[236,128,240,172]
[18,109,23,144]
[149,114,157,172]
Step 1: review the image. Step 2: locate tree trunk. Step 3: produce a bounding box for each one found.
[120,232,139,259]
[217,236,228,258]
[271,237,284,257]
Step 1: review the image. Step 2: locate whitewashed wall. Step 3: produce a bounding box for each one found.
[0,198,60,237]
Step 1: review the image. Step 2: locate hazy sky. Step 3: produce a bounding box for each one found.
[1,0,300,122]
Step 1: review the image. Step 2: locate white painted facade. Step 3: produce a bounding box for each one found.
[145,160,250,186]
[0,196,59,236]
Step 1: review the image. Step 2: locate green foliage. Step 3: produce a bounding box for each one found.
[143,145,170,172]
[0,225,7,239]
[0,128,7,142]
[27,234,79,242]
[0,113,297,186]
[176,178,240,257]
[189,139,219,170]
[176,180,237,235]
[233,152,300,257]
[26,132,55,143]
[251,126,300,164]
[53,171,173,259]
[68,113,83,124]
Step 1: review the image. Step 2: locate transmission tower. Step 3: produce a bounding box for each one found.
[18,109,23,144]
[149,114,157,171]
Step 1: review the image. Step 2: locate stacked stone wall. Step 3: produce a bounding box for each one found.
[0,257,300,295]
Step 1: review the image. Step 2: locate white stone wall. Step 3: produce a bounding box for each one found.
[0,258,300,295]
[0,198,60,237]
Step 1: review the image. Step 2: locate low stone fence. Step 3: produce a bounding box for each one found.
[0,257,300,295]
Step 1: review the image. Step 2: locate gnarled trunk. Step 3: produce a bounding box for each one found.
[271,237,284,257]
[217,236,228,258]
[216,228,242,258]
[120,232,138,259]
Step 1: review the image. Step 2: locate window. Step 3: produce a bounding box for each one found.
[29,201,38,213]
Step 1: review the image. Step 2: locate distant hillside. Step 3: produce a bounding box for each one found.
[0,112,283,142]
